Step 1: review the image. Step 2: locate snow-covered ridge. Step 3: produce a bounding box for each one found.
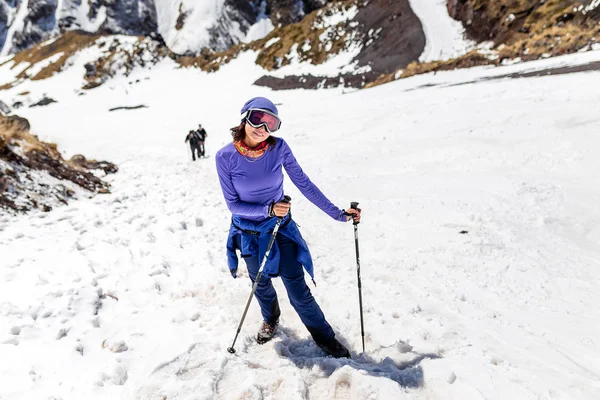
[0,33,169,95]
[265,4,364,78]
[0,0,334,57]
[2,0,598,95]
[1,0,247,56]
[0,0,157,56]
[0,1,393,93]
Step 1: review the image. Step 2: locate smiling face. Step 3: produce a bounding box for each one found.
[243,122,270,148]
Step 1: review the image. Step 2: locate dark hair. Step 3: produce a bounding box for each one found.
[230,121,277,148]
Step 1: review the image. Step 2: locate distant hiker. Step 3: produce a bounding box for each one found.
[195,124,208,157]
[215,96,361,358]
[185,130,202,161]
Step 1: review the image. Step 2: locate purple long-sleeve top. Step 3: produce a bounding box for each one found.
[216,137,347,222]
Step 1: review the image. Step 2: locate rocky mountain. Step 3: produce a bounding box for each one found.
[0,112,117,213]
[1,0,599,94]
[0,0,157,55]
[0,0,331,56]
[368,0,600,87]
[447,0,600,60]
[0,1,428,92]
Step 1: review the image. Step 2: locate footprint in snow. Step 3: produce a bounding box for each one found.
[331,372,353,399]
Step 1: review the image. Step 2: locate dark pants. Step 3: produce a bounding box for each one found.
[236,234,335,345]
[190,143,202,160]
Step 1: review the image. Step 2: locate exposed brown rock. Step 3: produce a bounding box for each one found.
[0,175,7,193]
[447,0,600,60]
[175,0,426,90]
[0,114,117,214]
[366,1,600,89]
[70,154,118,174]
[30,97,57,108]
[4,0,598,94]
[353,0,425,74]
[267,0,331,26]
[2,0,425,91]
[176,3,188,31]
[254,71,377,90]
[2,30,100,88]
[252,0,425,90]
[83,36,168,90]
[365,50,493,88]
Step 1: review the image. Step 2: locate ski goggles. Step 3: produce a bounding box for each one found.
[244,109,282,133]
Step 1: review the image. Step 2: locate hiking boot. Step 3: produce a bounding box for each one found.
[256,320,278,344]
[319,337,351,358]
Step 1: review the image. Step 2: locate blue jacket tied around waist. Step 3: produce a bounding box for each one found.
[226,214,314,279]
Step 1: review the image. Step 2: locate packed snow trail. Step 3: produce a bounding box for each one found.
[1,49,600,399]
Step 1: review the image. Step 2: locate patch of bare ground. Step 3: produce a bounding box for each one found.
[0,31,100,90]
[83,36,169,89]
[0,114,117,214]
[367,1,600,88]
[173,1,363,73]
[175,0,425,89]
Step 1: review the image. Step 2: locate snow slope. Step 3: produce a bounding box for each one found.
[1,44,600,399]
[155,0,224,54]
[408,0,474,62]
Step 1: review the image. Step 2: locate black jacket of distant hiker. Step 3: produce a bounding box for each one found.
[185,131,202,160]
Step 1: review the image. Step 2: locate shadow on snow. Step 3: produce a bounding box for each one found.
[272,327,440,389]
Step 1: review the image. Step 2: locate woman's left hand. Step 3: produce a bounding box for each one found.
[345,207,361,223]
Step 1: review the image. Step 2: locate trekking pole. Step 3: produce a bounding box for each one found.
[227,195,291,354]
[350,201,365,353]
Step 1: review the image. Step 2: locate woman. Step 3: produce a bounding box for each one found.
[215,97,361,358]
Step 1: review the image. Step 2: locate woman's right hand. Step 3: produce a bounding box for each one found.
[271,200,291,217]
[345,207,361,223]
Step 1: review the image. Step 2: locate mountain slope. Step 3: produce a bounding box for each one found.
[0,46,599,399]
[0,0,157,56]
[0,1,428,92]
[0,0,334,56]
[1,0,599,94]
[448,0,600,60]
[0,112,116,213]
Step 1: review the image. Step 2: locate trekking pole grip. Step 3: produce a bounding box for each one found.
[277,195,292,220]
[350,202,359,225]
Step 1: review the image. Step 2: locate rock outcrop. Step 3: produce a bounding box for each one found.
[0,113,117,214]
